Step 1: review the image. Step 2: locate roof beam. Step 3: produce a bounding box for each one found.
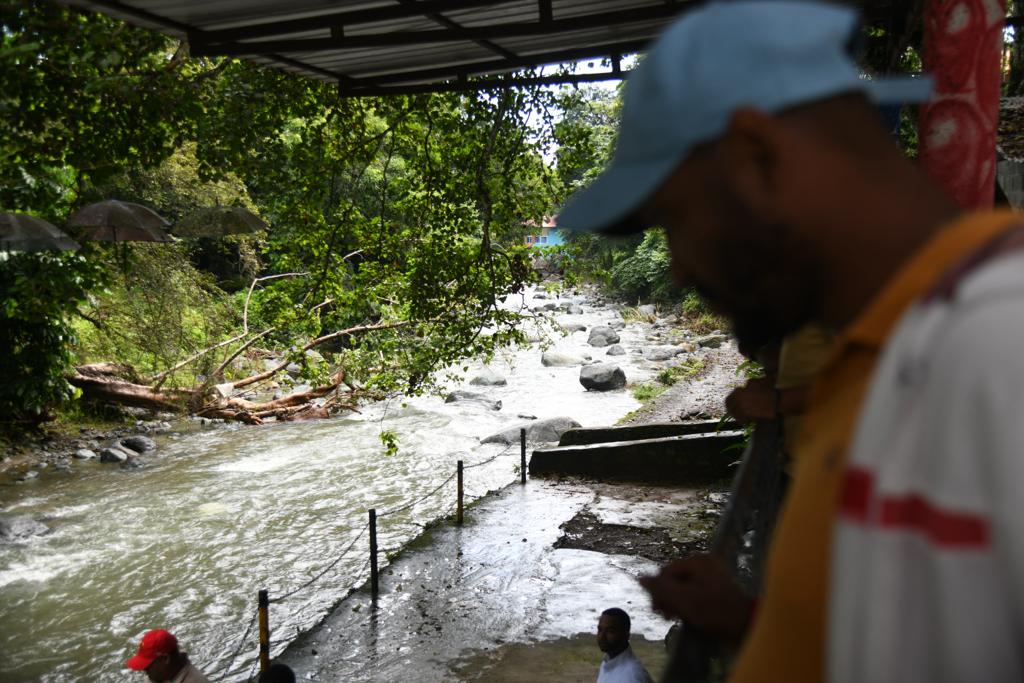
[191,5,680,55]
[340,69,628,97]
[348,38,648,87]
[393,0,518,61]
[194,0,514,44]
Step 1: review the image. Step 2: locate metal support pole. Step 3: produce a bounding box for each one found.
[368,508,379,599]
[456,460,464,525]
[257,589,270,673]
[520,428,527,484]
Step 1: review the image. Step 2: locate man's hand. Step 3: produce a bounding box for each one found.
[639,554,754,647]
[725,376,777,423]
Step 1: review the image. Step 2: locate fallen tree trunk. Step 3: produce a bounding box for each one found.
[68,365,358,426]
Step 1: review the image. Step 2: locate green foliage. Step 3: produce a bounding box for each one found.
[631,382,666,403]
[73,243,237,384]
[609,230,676,302]
[679,290,727,334]
[1,6,562,421]
[656,357,706,386]
[0,251,105,421]
[379,429,399,457]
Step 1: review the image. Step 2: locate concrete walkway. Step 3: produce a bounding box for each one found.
[278,478,719,681]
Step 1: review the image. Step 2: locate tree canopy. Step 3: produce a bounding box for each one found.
[0,2,562,425]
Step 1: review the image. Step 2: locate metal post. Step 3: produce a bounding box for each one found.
[257,589,270,673]
[520,428,527,484]
[456,460,464,525]
[368,508,379,599]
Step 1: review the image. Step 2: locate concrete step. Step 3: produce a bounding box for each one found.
[530,430,745,484]
[557,419,737,447]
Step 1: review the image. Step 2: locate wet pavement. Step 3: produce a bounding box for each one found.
[279,478,719,681]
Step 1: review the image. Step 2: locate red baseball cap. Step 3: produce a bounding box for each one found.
[126,629,178,671]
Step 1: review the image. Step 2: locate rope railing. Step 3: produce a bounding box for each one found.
[215,432,529,680]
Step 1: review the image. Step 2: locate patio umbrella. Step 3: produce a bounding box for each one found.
[0,212,80,252]
[173,206,269,238]
[68,200,172,243]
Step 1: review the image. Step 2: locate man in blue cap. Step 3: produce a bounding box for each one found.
[560,2,1024,682]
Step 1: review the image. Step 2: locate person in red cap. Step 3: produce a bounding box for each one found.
[126,629,210,683]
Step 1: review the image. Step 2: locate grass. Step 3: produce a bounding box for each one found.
[656,356,706,386]
[631,382,667,402]
[620,305,656,323]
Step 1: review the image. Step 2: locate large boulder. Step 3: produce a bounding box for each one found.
[587,326,621,348]
[0,515,49,541]
[579,364,627,391]
[469,367,507,387]
[73,448,97,460]
[99,447,129,463]
[482,416,582,445]
[542,350,590,367]
[560,323,587,333]
[606,344,626,356]
[560,302,584,314]
[445,390,502,411]
[120,435,156,453]
[696,333,729,349]
[644,346,687,361]
[638,304,657,316]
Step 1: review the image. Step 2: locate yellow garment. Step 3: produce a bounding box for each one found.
[776,325,833,390]
[775,324,834,451]
[727,210,1020,683]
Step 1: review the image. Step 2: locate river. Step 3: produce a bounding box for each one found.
[0,290,665,682]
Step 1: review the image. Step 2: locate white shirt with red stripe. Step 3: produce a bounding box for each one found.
[828,250,1024,683]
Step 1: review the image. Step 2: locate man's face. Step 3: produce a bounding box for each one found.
[597,614,628,655]
[641,139,821,353]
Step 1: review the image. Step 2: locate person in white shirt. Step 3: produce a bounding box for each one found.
[596,608,654,683]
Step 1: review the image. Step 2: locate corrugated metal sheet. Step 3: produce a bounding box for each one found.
[59,0,683,93]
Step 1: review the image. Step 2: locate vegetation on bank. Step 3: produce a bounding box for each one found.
[0,5,724,433]
[1,3,566,428]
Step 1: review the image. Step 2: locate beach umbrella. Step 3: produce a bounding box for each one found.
[174,206,268,238]
[0,212,80,252]
[68,200,172,243]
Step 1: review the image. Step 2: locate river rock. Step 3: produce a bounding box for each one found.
[445,390,502,411]
[120,435,156,453]
[679,341,698,353]
[561,303,583,314]
[579,364,627,391]
[482,416,582,445]
[696,333,729,349]
[533,292,548,299]
[560,323,587,333]
[119,456,145,470]
[638,304,657,316]
[285,362,302,376]
[644,346,686,361]
[605,344,626,356]
[213,382,234,399]
[607,320,626,330]
[587,326,620,348]
[99,447,129,463]
[543,303,559,311]
[73,448,97,460]
[0,515,49,541]
[542,350,589,367]
[469,367,507,386]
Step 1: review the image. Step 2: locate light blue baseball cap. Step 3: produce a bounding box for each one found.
[557,0,932,234]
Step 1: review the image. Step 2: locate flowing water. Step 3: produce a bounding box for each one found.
[0,292,666,682]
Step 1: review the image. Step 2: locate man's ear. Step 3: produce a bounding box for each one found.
[718,107,787,221]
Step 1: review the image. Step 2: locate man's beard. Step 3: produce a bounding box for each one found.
[702,221,820,355]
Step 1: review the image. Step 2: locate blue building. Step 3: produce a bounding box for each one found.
[524,217,564,247]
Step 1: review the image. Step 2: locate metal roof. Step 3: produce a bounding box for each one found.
[59,0,692,95]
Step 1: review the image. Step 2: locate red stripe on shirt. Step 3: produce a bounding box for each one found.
[839,466,989,548]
